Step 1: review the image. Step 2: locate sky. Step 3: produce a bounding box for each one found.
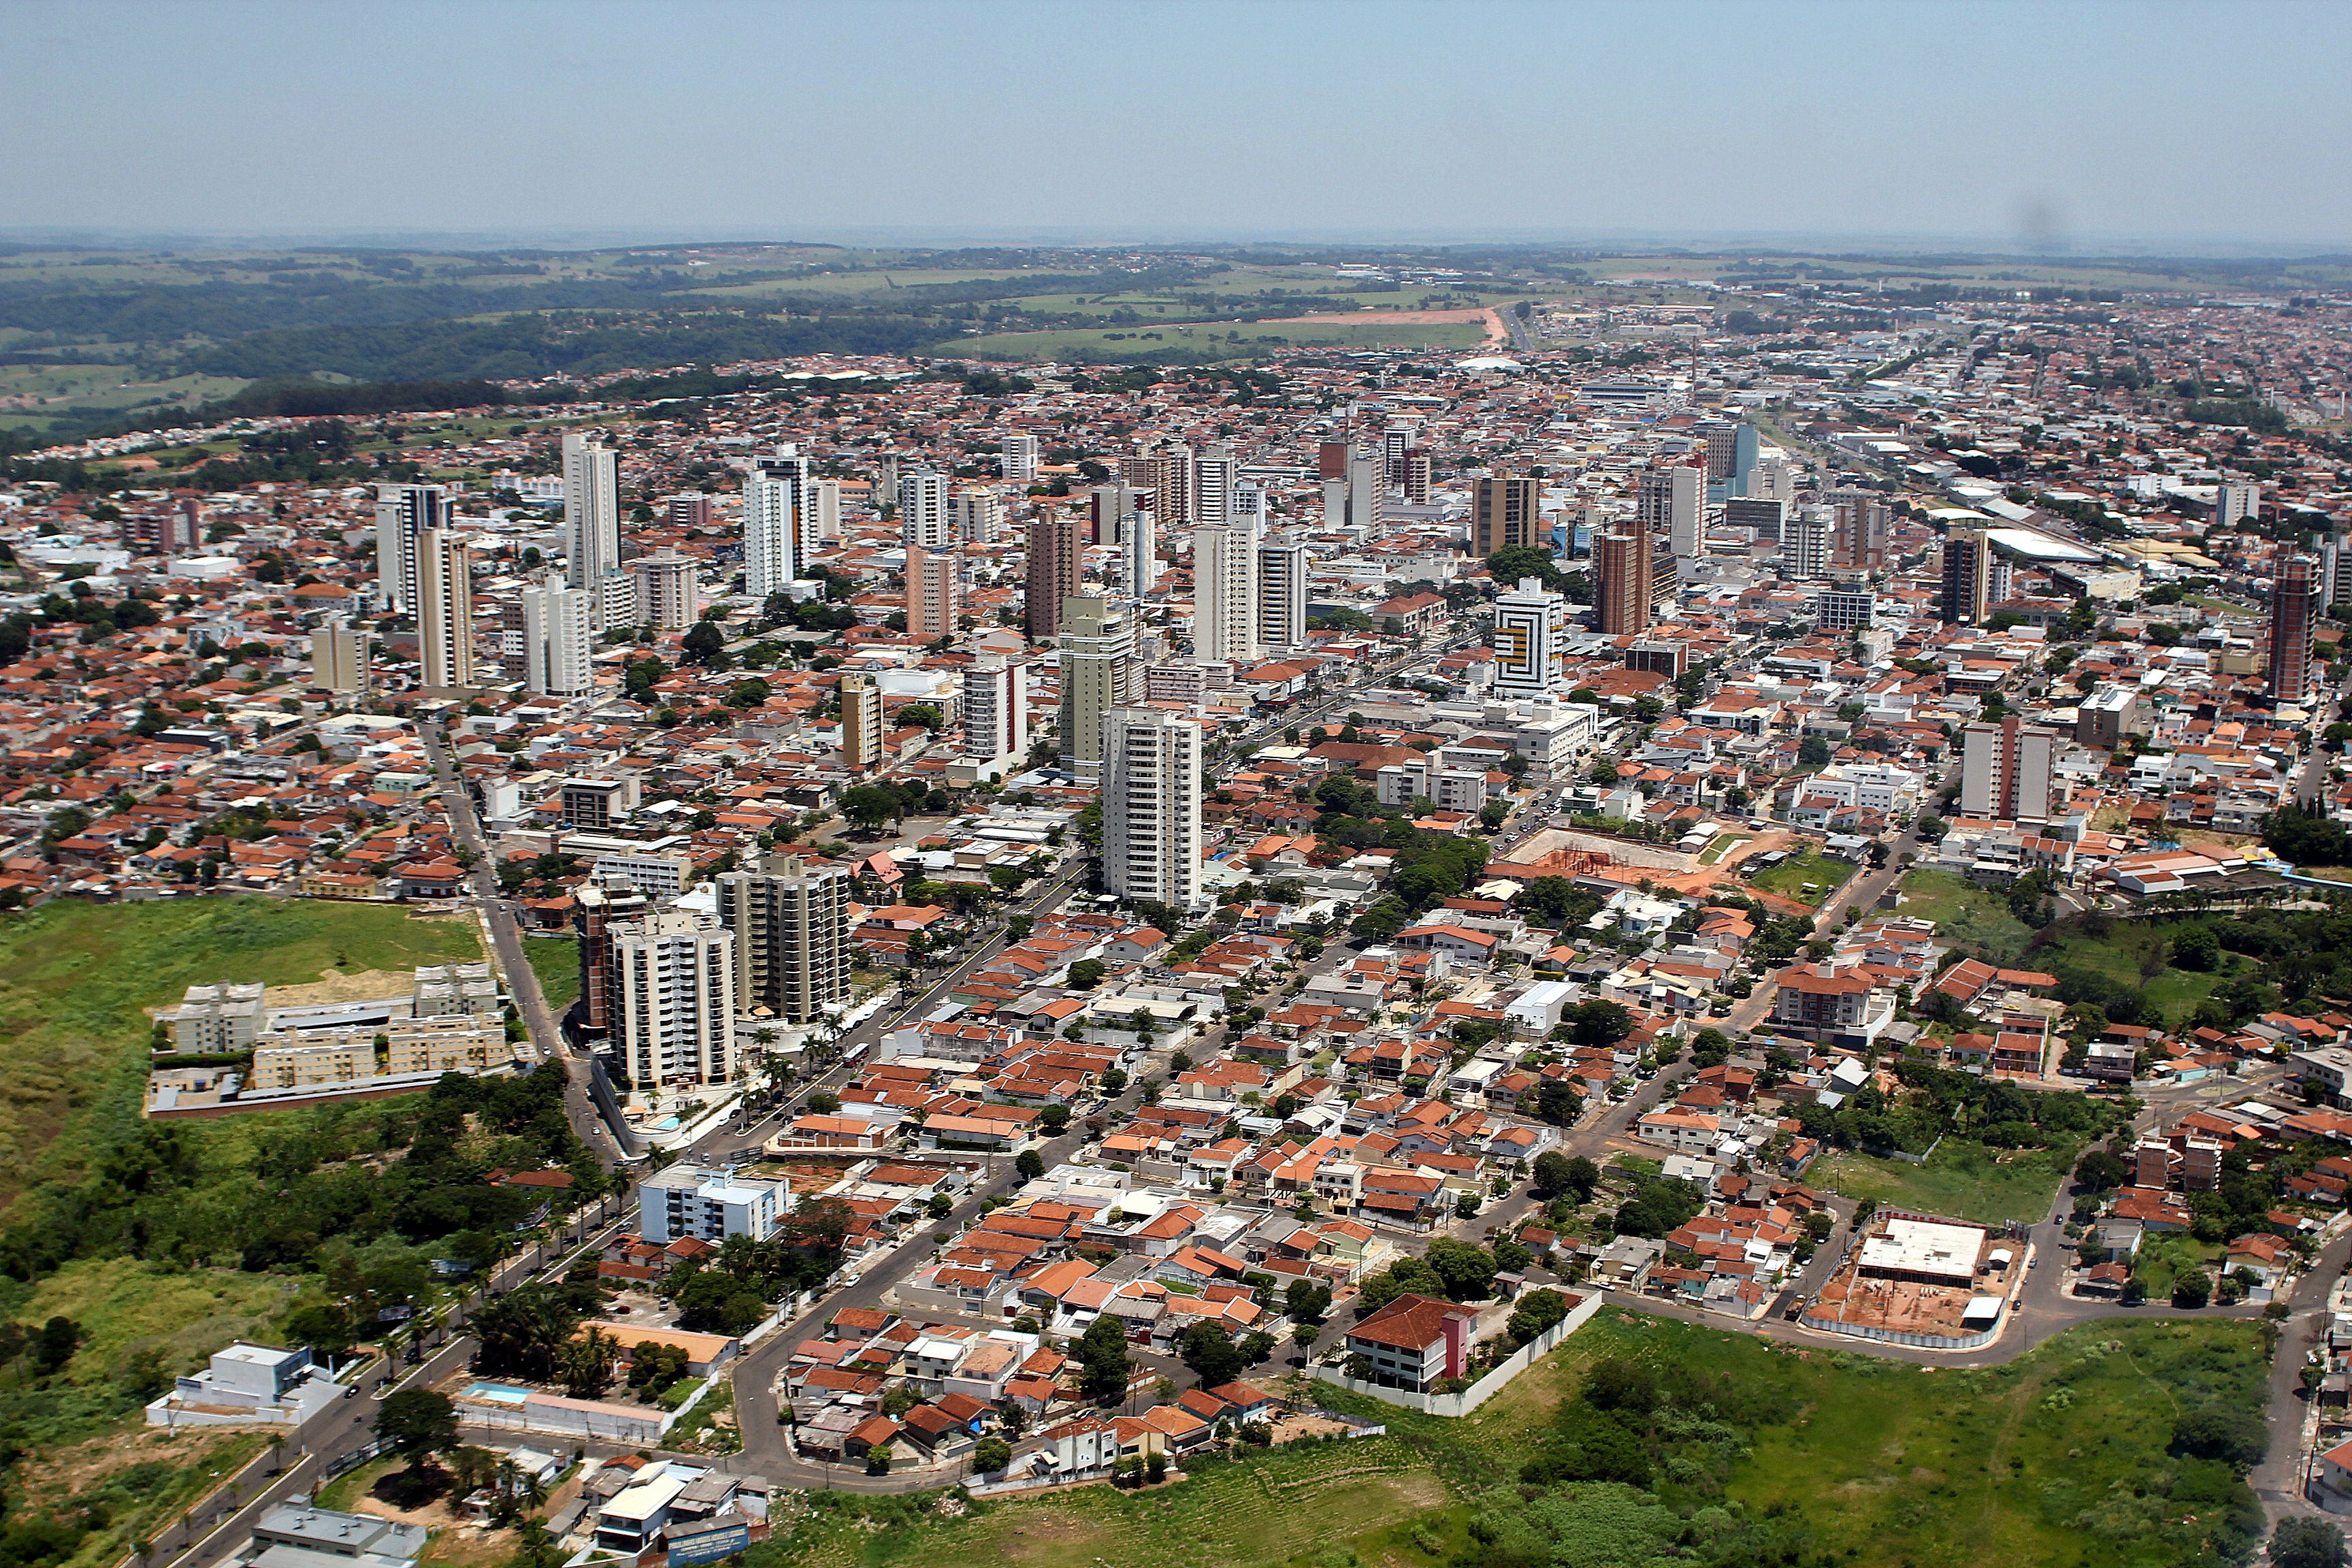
[3,0,2347,252]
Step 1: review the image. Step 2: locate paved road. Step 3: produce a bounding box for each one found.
[418,719,625,1162]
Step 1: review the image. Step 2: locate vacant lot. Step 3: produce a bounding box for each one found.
[1748,846,1851,906]
[1812,1137,2085,1225]
[0,896,479,1205]
[1897,868,2034,961]
[523,935,582,1011]
[753,1316,2266,1568]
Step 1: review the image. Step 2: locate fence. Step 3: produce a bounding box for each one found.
[1311,1290,1603,1418]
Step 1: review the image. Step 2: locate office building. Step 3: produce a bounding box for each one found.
[715,852,852,1024]
[962,657,1028,766]
[562,433,622,594]
[1625,639,1686,676]
[1473,476,1541,558]
[1000,432,1040,485]
[1638,464,1703,560]
[1256,533,1309,654]
[1594,530,1652,635]
[742,444,808,600]
[1940,527,1991,625]
[1057,593,1135,780]
[1192,442,1239,527]
[1024,516,1083,639]
[1491,576,1569,696]
[1959,717,2057,821]
[414,530,474,691]
[520,581,594,698]
[1190,523,1260,664]
[1748,455,1796,503]
[1782,506,1831,581]
[2269,554,2318,704]
[373,484,446,612]
[1827,489,1891,571]
[838,670,885,770]
[1724,495,1785,542]
[1698,421,1740,484]
[904,544,961,640]
[608,913,735,1088]
[667,493,712,529]
[310,616,367,696]
[1101,706,1203,911]
[2215,481,2263,529]
[898,470,950,549]
[1815,587,1876,630]
[629,550,699,631]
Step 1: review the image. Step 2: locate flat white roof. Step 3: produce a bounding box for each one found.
[1857,1217,1985,1281]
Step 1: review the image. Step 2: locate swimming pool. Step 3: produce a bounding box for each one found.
[462,1382,532,1406]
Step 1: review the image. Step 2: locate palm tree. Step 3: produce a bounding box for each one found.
[558,1326,619,1399]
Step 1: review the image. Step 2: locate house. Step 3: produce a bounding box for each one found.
[1343,1292,1477,1393]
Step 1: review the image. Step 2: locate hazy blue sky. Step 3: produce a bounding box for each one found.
[3,0,2345,251]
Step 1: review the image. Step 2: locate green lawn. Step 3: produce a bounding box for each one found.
[753,1315,2268,1568]
[1748,847,1852,906]
[523,935,582,1013]
[1812,1137,2087,1225]
[1897,868,2035,962]
[0,896,479,1207]
[2027,923,2231,1031]
[1697,833,1745,866]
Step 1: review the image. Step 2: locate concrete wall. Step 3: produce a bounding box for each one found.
[1313,1291,1602,1418]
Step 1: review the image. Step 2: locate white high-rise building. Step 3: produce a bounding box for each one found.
[2215,481,2263,528]
[1959,717,2057,821]
[1126,501,1158,597]
[595,572,640,634]
[608,912,736,1087]
[562,433,622,593]
[806,478,842,542]
[1058,594,1135,780]
[962,657,1028,767]
[953,488,1006,544]
[899,471,950,549]
[1000,433,1040,485]
[1782,506,1831,581]
[310,616,367,696]
[1490,576,1567,698]
[373,484,445,612]
[415,529,475,691]
[521,581,595,698]
[1193,442,1239,527]
[1639,464,1704,559]
[742,444,807,600]
[1101,706,1203,911]
[1232,478,1267,528]
[1256,533,1309,655]
[1191,523,1260,665]
[630,550,700,631]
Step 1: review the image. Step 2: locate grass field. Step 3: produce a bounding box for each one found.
[1748,847,1850,906]
[1697,834,1746,866]
[2027,922,2230,1030]
[523,935,582,1013]
[940,318,1488,361]
[0,365,252,433]
[753,1314,2268,1568]
[1812,1137,2085,1225]
[1897,868,2034,961]
[0,896,480,1206]
[6,1255,293,1388]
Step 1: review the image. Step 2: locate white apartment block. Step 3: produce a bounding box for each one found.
[1256,534,1309,655]
[1491,577,1567,697]
[1102,706,1204,910]
[638,1161,787,1244]
[743,444,808,598]
[609,912,736,1086]
[521,581,594,698]
[898,470,950,549]
[1190,523,1260,664]
[962,657,1028,764]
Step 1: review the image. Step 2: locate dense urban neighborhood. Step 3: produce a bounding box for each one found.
[0,238,2350,1568]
